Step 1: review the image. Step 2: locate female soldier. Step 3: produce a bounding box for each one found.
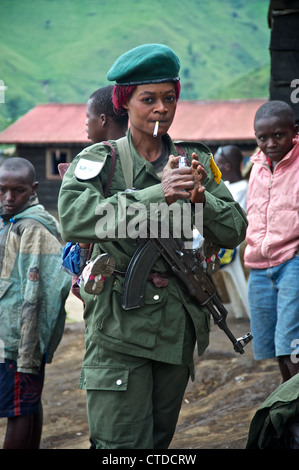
[58,44,247,449]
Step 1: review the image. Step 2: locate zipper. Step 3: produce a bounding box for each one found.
[260,167,274,259]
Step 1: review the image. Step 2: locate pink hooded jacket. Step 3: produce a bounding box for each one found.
[244,136,299,269]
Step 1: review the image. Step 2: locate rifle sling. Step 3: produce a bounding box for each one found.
[115,136,134,190]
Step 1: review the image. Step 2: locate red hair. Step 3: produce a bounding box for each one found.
[112,81,181,115]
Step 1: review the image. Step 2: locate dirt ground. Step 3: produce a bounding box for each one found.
[0,293,281,450]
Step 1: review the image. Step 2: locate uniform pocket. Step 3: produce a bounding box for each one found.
[79,366,129,391]
[97,276,167,349]
[79,365,134,446]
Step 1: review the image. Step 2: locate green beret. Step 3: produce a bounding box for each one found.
[107,44,180,85]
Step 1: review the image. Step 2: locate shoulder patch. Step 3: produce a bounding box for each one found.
[174,140,211,155]
[209,154,222,184]
[29,267,39,282]
[74,158,106,180]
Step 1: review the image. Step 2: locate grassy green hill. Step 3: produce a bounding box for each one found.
[0,0,271,131]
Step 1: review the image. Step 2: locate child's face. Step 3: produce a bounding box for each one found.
[0,169,38,214]
[254,116,298,163]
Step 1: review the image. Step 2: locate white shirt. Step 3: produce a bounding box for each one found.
[224,179,248,212]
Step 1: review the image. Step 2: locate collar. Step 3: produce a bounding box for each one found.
[266,157,273,170]
[126,129,176,181]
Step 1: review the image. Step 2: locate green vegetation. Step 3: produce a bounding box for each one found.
[0,0,270,131]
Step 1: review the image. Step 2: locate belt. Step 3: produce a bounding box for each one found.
[114,270,170,287]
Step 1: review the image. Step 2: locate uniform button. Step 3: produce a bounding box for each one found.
[153,294,159,300]
[116,379,122,386]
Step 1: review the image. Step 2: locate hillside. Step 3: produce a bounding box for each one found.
[0,0,271,131]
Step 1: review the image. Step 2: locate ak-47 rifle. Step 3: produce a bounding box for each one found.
[122,226,252,354]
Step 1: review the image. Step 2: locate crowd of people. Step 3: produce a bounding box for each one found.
[0,43,298,450]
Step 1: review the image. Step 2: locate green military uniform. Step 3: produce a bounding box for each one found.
[58,129,247,448]
[246,373,299,449]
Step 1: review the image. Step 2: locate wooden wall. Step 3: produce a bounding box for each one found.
[16,143,86,211]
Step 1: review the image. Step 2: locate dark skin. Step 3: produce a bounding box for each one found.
[123,82,206,205]
[3,403,43,449]
[214,146,243,184]
[277,356,299,383]
[0,166,43,449]
[255,116,299,382]
[0,168,38,215]
[254,116,298,169]
[161,153,206,205]
[85,97,126,143]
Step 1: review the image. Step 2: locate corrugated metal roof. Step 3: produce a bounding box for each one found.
[0,99,266,145]
[169,98,266,141]
[0,103,88,144]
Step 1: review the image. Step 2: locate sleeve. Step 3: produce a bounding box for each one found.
[17,223,69,374]
[17,225,47,373]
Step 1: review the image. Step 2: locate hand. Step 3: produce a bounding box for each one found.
[161,153,206,205]
[79,243,90,249]
[189,152,206,204]
[161,154,194,205]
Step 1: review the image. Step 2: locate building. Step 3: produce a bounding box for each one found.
[0,98,266,209]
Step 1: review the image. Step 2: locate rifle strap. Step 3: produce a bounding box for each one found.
[102,136,133,196]
[87,137,132,258]
[115,136,134,189]
[69,138,131,300]
[85,140,118,266]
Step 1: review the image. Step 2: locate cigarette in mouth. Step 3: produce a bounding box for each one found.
[153,121,159,137]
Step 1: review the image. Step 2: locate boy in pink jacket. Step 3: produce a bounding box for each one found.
[244,100,299,382]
